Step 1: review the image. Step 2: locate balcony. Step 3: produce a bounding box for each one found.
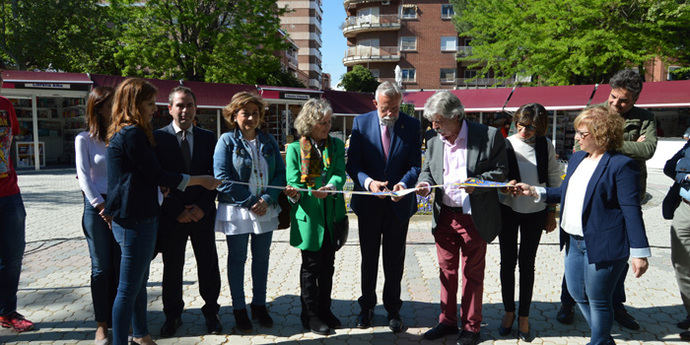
[456,77,515,88]
[344,0,391,9]
[286,54,298,70]
[342,14,401,37]
[456,46,473,58]
[343,46,400,66]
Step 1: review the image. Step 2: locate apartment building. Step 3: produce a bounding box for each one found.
[278,0,324,89]
[343,0,502,90]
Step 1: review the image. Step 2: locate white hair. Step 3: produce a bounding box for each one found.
[423,91,465,121]
[375,81,403,102]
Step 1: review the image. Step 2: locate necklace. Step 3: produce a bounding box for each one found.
[246,139,265,196]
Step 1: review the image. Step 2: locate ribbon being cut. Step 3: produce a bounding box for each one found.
[219,177,512,197]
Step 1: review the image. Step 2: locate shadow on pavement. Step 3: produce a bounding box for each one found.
[2,296,688,344]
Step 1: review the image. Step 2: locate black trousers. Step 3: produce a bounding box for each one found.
[498,204,546,316]
[357,207,410,314]
[300,226,336,318]
[160,216,221,319]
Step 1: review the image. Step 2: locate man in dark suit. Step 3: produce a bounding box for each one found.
[346,81,421,333]
[416,91,507,345]
[155,86,222,337]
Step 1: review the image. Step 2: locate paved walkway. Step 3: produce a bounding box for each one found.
[0,168,687,344]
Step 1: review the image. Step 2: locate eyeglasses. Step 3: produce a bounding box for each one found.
[575,130,591,138]
[517,123,536,131]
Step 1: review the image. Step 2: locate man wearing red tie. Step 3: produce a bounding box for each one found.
[346,81,421,333]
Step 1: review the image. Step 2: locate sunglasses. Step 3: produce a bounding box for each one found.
[517,122,536,131]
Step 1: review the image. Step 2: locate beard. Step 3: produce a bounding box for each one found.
[381,115,397,127]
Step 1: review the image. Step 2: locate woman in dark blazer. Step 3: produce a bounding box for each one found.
[517,105,650,345]
[284,98,347,336]
[105,78,220,345]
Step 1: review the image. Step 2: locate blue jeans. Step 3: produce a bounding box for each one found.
[111,218,157,345]
[226,231,273,310]
[0,193,26,315]
[565,235,626,345]
[82,195,120,323]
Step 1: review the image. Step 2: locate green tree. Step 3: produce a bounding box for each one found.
[450,0,689,85]
[110,0,289,84]
[0,0,118,73]
[340,65,379,92]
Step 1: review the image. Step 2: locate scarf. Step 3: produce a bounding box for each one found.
[299,136,330,187]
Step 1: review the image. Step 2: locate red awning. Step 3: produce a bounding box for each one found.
[452,88,513,112]
[90,74,182,104]
[504,84,595,111]
[591,80,690,108]
[403,91,436,110]
[181,81,256,108]
[1,70,92,84]
[323,90,374,115]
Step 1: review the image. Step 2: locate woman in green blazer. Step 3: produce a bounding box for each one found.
[284,98,346,336]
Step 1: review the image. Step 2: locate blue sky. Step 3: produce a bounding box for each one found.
[321,2,347,89]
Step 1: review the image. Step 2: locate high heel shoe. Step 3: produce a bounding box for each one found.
[498,313,514,336]
[517,317,533,342]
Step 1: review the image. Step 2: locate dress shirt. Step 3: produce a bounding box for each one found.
[172,121,194,154]
[364,116,406,191]
[440,120,470,213]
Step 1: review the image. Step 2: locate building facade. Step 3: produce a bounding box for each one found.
[278,0,324,89]
[342,0,505,90]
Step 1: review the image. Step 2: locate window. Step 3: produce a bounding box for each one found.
[441,4,454,18]
[369,69,380,78]
[440,36,457,51]
[401,5,417,19]
[400,36,416,51]
[401,68,416,82]
[464,69,478,79]
[668,66,683,80]
[440,68,456,83]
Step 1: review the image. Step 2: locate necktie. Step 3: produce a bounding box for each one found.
[180,130,191,173]
[381,125,391,160]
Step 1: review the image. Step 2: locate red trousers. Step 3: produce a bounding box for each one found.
[434,206,487,332]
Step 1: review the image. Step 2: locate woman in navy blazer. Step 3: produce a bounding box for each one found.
[105,78,220,345]
[517,105,650,345]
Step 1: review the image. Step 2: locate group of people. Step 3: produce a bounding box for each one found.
[0,69,687,345]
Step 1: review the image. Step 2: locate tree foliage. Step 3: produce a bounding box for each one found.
[110,0,289,84]
[0,0,119,73]
[340,65,379,92]
[450,0,690,85]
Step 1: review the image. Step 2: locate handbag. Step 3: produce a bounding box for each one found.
[662,182,682,220]
[333,215,349,251]
[276,191,292,230]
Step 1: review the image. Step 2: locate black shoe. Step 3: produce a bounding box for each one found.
[233,308,252,333]
[456,330,480,345]
[497,313,514,336]
[678,317,690,329]
[681,331,690,340]
[356,309,373,329]
[307,316,330,336]
[250,304,273,328]
[205,314,223,335]
[556,305,574,325]
[319,310,342,329]
[423,323,458,340]
[159,316,182,338]
[387,312,404,333]
[518,329,534,342]
[614,307,639,330]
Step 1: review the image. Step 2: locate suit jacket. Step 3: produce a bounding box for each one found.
[346,110,421,221]
[546,150,650,264]
[286,137,347,251]
[154,123,217,227]
[105,125,183,223]
[418,122,507,243]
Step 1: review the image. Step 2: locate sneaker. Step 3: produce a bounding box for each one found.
[0,312,35,332]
